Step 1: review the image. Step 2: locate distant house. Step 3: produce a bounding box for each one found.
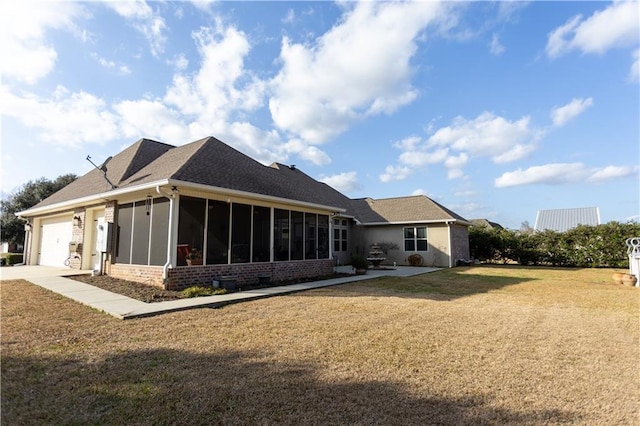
[17,136,471,290]
[1,242,23,253]
[469,219,504,230]
[534,207,600,233]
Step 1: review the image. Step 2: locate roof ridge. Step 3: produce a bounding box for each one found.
[170,136,215,179]
[119,138,175,183]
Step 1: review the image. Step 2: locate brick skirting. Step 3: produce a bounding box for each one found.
[108,259,335,290]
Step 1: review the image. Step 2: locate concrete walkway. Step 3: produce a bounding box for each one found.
[1,265,439,319]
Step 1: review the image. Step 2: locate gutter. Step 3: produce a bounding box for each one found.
[16,180,172,217]
[17,178,347,218]
[359,219,472,227]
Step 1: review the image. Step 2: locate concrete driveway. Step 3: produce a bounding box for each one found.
[0,265,92,281]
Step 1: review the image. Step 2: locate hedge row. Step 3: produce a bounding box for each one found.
[469,221,640,268]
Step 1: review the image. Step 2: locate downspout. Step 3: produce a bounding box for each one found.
[446,221,453,268]
[156,186,176,283]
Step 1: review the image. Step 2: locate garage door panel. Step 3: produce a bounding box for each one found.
[39,216,72,267]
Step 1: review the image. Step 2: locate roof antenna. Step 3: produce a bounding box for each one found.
[87,155,117,189]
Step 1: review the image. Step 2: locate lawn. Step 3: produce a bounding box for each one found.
[2,266,638,425]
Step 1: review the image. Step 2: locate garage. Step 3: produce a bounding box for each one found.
[38,215,73,266]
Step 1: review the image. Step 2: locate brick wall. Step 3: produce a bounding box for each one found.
[110,264,165,288]
[107,259,334,290]
[166,259,335,290]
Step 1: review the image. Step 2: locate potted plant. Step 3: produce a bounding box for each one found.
[351,255,369,275]
[185,248,203,266]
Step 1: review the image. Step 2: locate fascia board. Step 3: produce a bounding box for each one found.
[359,219,471,226]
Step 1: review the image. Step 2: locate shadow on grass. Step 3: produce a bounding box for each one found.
[2,348,576,425]
[318,268,536,301]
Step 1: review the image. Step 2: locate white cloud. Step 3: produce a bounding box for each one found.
[495,163,586,187]
[189,1,217,13]
[587,165,637,183]
[283,139,331,166]
[0,2,87,84]
[412,188,427,196]
[91,53,131,75]
[167,54,189,71]
[1,85,119,147]
[320,171,361,192]
[106,0,167,57]
[545,1,639,79]
[379,165,411,183]
[114,99,188,143]
[269,1,446,144]
[490,33,505,55]
[398,148,449,167]
[546,1,639,57]
[495,163,637,188]
[164,24,265,119]
[447,169,465,180]
[428,112,536,163]
[282,9,296,24]
[393,136,422,151]
[444,153,468,180]
[550,97,593,127]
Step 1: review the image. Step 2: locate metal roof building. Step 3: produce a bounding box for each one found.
[534,207,601,232]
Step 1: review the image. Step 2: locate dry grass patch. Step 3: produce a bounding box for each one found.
[2,266,639,425]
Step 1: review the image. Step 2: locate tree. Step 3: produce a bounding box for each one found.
[1,174,77,245]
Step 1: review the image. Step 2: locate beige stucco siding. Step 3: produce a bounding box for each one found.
[358,223,452,267]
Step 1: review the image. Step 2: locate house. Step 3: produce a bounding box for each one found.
[469,219,504,230]
[17,136,471,290]
[534,207,600,233]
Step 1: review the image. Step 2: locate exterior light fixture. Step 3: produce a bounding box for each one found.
[73,215,82,227]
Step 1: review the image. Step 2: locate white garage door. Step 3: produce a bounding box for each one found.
[39,215,73,267]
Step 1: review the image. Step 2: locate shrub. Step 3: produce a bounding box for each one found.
[350,255,369,270]
[181,286,228,298]
[469,221,640,268]
[3,253,24,265]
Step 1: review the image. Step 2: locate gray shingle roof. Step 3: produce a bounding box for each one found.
[26,136,469,226]
[33,138,173,208]
[470,219,504,229]
[534,207,600,232]
[349,196,470,224]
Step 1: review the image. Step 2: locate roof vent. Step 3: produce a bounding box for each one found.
[289,164,296,170]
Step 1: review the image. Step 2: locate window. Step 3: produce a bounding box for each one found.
[404,226,428,251]
[333,219,348,252]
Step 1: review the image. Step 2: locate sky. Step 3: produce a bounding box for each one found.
[1,0,639,229]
